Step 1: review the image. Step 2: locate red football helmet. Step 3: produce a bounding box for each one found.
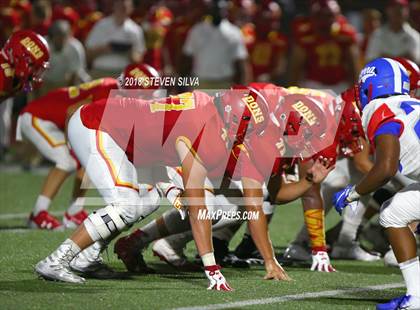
[2,30,50,91]
[392,57,420,98]
[276,93,329,159]
[336,87,365,156]
[217,85,270,144]
[119,63,160,90]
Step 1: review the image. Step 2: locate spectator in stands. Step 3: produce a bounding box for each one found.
[40,20,89,96]
[359,9,382,64]
[30,0,51,36]
[180,0,249,89]
[288,0,359,94]
[366,0,419,63]
[85,0,145,78]
[245,1,288,83]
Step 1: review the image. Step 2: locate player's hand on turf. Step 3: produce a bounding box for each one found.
[310,251,336,272]
[307,157,335,184]
[204,265,233,291]
[264,259,292,281]
[333,185,357,215]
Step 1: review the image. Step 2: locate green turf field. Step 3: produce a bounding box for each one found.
[0,171,405,309]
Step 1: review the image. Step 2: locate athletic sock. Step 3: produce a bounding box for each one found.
[49,239,81,265]
[66,197,85,216]
[304,209,326,252]
[337,198,367,245]
[400,257,420,298]
[33,195,51,216]
[136,219,162,246]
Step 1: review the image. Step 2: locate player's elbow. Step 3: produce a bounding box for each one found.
[378,161,399,182]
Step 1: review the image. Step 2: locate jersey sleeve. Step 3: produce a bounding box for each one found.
[366,103,403,144]
[374,121,403,139]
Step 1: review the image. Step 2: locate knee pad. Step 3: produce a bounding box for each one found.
[84,205,128,241]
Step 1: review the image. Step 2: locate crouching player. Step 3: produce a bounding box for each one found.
[35,87,292,290]
[17,64,159,229]
[114,86,336,275]
[333,58,420,309]
[0,30,50,101]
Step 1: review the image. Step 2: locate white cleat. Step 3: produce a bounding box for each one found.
[70,241,104,273]
[36,256,85,283]
[331,242,381,261]
[384,248,399,267]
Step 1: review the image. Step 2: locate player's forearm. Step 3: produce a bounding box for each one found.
[245,205,276,262]
[275,178,313,204]
[355,162,397,196]
[184,188,213,256]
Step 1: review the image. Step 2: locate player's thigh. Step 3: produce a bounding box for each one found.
[19,113,76,171]
[380,183,420,228]
[68,109,139,205]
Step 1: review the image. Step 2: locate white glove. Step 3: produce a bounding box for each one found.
[204,265,233,291]
[310,251,336,272]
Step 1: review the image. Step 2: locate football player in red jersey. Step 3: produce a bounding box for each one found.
[0,30,50,102]
[114,83,337,274]
[34,84,334,289]
[226,84,373,270]
[17,63,159,230]
[289,0,359,94]
[244,1,288,82]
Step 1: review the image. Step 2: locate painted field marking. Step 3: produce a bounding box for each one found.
[173,282,404,310]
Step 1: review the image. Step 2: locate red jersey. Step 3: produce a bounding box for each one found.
[163,18,192,71]
[80,91,231,177]
[0,54,21,101]
[22,78,118,130]
[294,16,357,85]
[247,30,288,80]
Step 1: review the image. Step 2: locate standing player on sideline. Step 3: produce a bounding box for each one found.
[35,87,296,290]
[0,30,50,101]
[17,63,160,230]
[333,58,420,309]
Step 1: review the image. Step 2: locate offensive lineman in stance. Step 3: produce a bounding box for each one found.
[334,58,420,309]
[35,87,298,290]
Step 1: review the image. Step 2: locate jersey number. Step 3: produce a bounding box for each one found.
[149,92,195,113]
[400,101,420,140]
[68,79,104,99]
[315,43,341,67]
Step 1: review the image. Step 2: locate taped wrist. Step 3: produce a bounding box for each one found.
[347,186,361,202]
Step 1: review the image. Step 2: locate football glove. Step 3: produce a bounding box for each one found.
[204,265,232,291]
[310,251,336,272]
[333,185,360,215]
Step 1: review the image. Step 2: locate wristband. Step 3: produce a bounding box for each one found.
[305,173,314,183]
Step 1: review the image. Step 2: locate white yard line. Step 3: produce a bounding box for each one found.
[172,282,404,310]
[0,211,63,220]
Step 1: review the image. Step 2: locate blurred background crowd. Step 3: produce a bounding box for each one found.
[0,0,419,165]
